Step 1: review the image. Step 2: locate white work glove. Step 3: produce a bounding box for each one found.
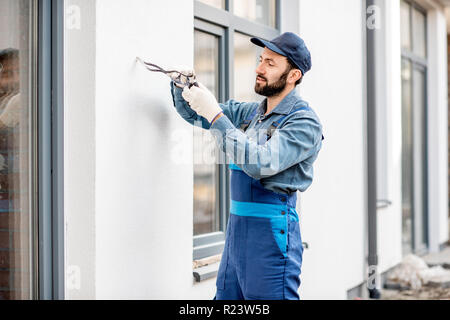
[168,67,196,89]
[181,82,223,124]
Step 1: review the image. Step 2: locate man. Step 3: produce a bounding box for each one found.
[170,32,323,300]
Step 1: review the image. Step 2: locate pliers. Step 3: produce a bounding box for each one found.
[136,57,199,89]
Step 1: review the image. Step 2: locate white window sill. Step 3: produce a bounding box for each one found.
[193,262,220,282]
[193,254,222,282]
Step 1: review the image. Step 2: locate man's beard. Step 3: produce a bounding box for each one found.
[254,68,289,97]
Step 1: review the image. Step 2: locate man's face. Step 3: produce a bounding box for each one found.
[254,47,293,97]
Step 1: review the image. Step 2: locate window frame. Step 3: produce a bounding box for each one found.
[192,0,280,264]
[38,0,65,299]
[192,21,227,260]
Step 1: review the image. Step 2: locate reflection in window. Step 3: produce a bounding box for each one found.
[234,0,277,28]
[0,0,36,300]
[193,30,220,236]
[234,32,264,102]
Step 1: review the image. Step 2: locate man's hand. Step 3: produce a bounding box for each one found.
[181,82,223,124]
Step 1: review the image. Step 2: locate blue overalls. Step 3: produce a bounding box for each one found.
[214,105,320,300]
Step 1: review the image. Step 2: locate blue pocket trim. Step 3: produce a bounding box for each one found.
[229,162,243,171]
[289,207,299,222]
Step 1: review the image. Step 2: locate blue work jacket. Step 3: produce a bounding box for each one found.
[170,81,323,195]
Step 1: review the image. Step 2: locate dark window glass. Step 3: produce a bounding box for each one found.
[234,0,277,28]
[193,30,220,236]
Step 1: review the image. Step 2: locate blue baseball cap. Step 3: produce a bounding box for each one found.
[251,32,312,76]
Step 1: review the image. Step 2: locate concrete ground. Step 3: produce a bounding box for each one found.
[381,287,450,300]
[421,246,450,269]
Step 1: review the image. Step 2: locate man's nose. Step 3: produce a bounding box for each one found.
[255,62,265,75]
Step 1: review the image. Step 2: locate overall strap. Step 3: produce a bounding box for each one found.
[239,105,308,133]
[271,105,312,129]
[239,106,259,132]
[267,105,326,141]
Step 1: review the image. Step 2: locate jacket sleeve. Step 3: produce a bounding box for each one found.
[170,81,258,130]
[209,111,323,180]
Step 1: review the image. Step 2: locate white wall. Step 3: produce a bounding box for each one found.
[64,0,97,300]
[93,0,212,299]
[297,0,366,299]
[65,0,217,299]
[376,0,403,279]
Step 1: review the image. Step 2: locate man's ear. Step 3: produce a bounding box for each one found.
[290,69,302,83]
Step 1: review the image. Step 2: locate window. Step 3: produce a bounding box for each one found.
[233,0,277,28]
[400,1,411,51]
[192,21,227,261]
[400,0,428,256]
[192,0,279,272]
[0,0,38,299]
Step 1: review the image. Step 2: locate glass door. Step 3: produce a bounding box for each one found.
[400,0,428,255]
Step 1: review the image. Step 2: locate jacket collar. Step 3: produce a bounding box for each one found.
[258,88,300,116]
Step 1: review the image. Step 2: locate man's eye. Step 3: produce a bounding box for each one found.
[258,60,273,66]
